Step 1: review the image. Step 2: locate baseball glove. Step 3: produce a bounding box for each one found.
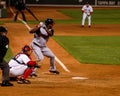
[35,60,42,68]
[87,14,90,17]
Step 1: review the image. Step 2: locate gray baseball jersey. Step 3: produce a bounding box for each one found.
[30,24,56,71]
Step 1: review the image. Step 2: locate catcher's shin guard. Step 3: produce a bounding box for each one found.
[22,67,33,79]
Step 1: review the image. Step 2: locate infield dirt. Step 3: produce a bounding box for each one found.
[0,6,120,96]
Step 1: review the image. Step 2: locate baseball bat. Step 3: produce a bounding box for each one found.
[21,19,70,72]
[25,6,40,22]
[10,6,70,73]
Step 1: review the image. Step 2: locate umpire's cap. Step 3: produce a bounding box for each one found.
[45,18,54,26]
[0,26,8,33]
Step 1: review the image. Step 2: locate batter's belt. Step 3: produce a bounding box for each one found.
[33,42,46,48]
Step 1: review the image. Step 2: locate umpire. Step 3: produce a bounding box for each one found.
[0,26,13,86]
[14,0,26,21]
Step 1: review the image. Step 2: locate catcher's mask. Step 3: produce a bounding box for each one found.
[45,18,54,26]
[22,45,32,55]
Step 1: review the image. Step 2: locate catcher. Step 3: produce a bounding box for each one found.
[9,45,40,84]
[29,18,60,76]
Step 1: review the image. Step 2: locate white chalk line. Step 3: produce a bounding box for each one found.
[72,76,88,80]
[55,56,70,72]
[9,7,31,31]
[9,7,70,73]
[10,7,89,80]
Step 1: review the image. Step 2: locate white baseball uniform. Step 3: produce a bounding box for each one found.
[9,53,31,77]
[81,4,93,26]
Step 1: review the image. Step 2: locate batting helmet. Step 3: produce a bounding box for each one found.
[45,18,54,26]
[0,26,7,33]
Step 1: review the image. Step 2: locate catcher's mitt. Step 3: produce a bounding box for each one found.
[34,64,41,68]
[35,60,42,68]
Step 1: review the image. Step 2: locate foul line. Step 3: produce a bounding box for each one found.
[55,57,70,72]
[9,7,70,73]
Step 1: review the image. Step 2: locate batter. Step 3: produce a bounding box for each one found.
[29,18,60,75]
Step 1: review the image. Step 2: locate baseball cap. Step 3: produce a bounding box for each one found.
[86,2,89,4]
[0,26,8,33]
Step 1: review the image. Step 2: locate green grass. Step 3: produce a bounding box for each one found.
[4,8,120,65]
[53,36,120,65]
[57,9,120,24]
[53,8,120,65]
[4,48,13,62]
[0,21,4,25]
[3,8,120,25]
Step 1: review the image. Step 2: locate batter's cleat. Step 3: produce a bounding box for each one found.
[88,26,91,28]
[1,81,13,87]
[49,70,60,75]
[17,79,31,84]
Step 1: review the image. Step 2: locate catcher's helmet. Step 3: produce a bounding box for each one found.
[0,26,7,33]
[45,18,54,26]
[22,45,31,52]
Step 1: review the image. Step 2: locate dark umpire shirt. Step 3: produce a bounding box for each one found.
[0,35,9,62]
[15,0,25,11]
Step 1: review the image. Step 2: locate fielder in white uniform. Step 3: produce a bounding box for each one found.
[81,2,93,27]
[29,18,60,75]
[9,45,40,84]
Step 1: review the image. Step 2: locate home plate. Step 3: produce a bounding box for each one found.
[72,76,88,80]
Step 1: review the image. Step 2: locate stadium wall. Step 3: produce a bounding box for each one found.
[10,0,120,6]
